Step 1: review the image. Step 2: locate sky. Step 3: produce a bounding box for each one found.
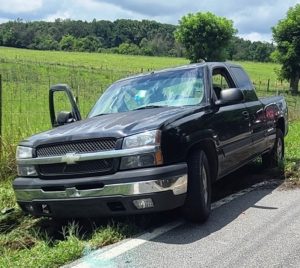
[0,0,299,42]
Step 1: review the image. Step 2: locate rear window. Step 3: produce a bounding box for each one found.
[230,67,253,89]
[230,67,258,101]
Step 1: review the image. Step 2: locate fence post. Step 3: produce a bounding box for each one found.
[0,74,2,158]
[267,79,270,92]
[0,74,2,138]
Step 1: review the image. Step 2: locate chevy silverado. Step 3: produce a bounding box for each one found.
[13,62,288,222]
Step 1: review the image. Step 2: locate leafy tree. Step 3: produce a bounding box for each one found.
[59,34,76,51]
[75,36,102,52]
[139,33,174,56]
[272,4,300,94]
[175,12,236,62]
[91,19,112,48]
[249,41,275,62]
[117,42,141,55]
[227,37,252,61]
[140,38,154,56]
[33,34,59,50]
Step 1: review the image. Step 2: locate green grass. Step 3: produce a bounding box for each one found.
[235,61,280,82]
[0,207,138,267]
[0,47,188,72]
[283,121,300,187]
[0,213,84,268]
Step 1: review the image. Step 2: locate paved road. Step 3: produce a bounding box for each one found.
[70,185,300,268]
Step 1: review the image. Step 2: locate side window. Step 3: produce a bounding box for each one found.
[230,67,253,89]
[230,67,258,101]
[212,68,235,100]
[212,74,230,90]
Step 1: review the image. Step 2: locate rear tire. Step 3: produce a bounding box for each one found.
[262,129,284,168]
[182,150,211,223]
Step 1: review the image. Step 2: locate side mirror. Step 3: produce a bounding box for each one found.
[215,88,244,106]
[57,111,76,125]
[49,84,82,127]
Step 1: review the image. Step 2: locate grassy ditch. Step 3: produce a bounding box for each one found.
[282,120,300,187]
[0,205,139,267]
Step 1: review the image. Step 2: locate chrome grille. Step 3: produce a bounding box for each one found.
[36,138,117,157]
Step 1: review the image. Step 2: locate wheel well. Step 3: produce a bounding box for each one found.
[277,117,285,134]
[187,140,218,182]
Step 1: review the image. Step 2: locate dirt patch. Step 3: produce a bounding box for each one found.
[3,235,37,250]
[279,177,300,190]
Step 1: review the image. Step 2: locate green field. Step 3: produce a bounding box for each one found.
[0,46,188,72]
[0,47,299,267]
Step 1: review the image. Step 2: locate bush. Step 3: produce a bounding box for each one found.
[117,43,141,55]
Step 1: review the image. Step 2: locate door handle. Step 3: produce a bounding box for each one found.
[242,111,250,120]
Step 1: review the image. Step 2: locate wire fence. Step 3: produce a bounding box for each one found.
[0,63,136,144]
[0,66,299,146]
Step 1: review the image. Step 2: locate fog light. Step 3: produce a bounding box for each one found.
[41,204,51,214]
[133,198,154,209]
[25,204,34,213]
[17,165,37,177]
[120,154,155,170]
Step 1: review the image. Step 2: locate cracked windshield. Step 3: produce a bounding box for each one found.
[89,67,205,117]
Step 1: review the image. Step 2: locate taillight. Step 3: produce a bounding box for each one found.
[265,106,277,120]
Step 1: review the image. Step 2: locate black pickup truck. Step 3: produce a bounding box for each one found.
[13,62,288,222]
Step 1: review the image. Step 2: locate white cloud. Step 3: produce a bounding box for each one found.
[72,0,140,20]
[228,1,299,35]
[43,0,146,23]
[0,17,8,23]
[93,0,187,16]
[239,32,273,42]
[0,0,42,14]
[45,11,71,22]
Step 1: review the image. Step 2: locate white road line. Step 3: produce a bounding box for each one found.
[211,180,276,210]
[69,180,279,268]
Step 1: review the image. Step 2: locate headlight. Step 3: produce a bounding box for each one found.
[16,146,33,159]
[16,146,36,177]
[122,130,161,149]
[120,130,163,170]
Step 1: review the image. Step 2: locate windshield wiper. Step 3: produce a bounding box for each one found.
[94,113,110,117]
[133,105,167,111]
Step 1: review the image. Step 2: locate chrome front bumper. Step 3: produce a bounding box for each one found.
[14,164,188,217]
[14,174,187,202]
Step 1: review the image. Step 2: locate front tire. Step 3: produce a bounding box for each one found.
[182,150,211,223]
[262,129,284,168]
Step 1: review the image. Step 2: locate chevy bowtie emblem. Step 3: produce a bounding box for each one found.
[61,152,80,165]
[66,187,81,198]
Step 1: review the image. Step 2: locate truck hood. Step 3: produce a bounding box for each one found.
[20,106,203,147]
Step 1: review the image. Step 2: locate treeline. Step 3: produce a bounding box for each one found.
[228,36,275,62]
[0,19,275,62]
